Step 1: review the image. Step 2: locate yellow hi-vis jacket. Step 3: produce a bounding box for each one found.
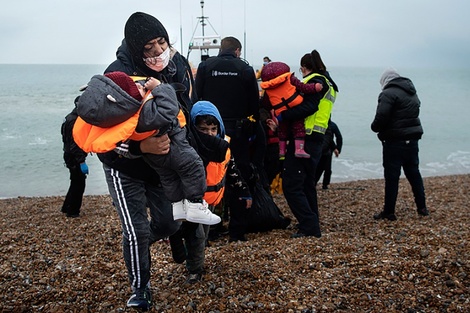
[204,135,231,206]
[303,73,336,135]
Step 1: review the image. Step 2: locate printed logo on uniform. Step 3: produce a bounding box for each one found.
[211,70,239,77]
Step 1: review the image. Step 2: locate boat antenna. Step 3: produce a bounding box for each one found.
[179,0,183,53]
[187,0,221,62]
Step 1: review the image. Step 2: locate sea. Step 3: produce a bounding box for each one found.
[1,64,469,199]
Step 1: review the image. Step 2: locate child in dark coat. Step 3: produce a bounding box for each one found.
[190,101,252,242]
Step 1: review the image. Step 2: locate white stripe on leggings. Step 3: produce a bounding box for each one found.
[110,168,141,288]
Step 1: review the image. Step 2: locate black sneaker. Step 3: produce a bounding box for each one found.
[185,272,203,284]
[417,207,430,216]
[127,286,152,311]
[373,211,397,221]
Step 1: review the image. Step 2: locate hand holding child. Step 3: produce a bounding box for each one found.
[144,77,161,91]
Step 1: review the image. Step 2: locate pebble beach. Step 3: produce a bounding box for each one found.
[1,174,469,312]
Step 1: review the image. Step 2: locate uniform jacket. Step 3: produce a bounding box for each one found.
[279,73,327,142]
[195,51,259,122]
[371,76,423,141]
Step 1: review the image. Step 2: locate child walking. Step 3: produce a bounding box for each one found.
[190,100,253,242]
[73,71,220,226]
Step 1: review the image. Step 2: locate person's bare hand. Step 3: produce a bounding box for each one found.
[266,119,278,131]
[239,197,252,209]
[144,77,161,91]
[140,134,170,155]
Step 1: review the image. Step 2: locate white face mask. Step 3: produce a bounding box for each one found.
[143,47,171,72]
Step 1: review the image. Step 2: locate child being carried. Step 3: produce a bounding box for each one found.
[73,71,220,226]
[260,62,322,159]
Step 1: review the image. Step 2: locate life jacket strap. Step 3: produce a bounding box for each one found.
[206,176,226,192]
[272,91,301,111]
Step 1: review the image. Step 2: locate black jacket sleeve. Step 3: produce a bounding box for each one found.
[62,108,87,167]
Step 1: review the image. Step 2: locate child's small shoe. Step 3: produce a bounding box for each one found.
[172,200,186,221]
[185,200,221,225]
[294,149,310,158]
[294,140,310,158]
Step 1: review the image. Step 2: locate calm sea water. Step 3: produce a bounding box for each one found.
[1,64,469,198]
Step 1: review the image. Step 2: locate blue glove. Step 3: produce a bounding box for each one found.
[80,162,89,175]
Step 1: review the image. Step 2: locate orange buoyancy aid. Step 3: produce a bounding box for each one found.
[203,136,231,206]
[72,98,156,153]
[73,89,187,153]
[260,72,304,116]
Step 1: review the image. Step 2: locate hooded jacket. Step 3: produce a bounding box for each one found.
[190,101,251,205]
[73,75,180,153]
[371,75,423,141]
[97,39,195,183]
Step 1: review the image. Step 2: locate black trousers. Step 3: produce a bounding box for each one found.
[282,139,323,237]
[382,140,426,214]
[315,153,333,187]
[62,166,86,215]
[228,198,250,239]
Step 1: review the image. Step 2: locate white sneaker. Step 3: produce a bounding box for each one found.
[172,200,186,221]
[185,200,221,225]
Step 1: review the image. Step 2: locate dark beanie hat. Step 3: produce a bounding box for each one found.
[124,12,169,60]
[105,71,142,102]
[261,62,291,82]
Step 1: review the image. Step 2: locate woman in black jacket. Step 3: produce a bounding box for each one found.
[96,12,204,310]
[371,68,429,221]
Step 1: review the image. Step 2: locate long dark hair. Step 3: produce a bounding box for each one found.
[300,50,326,73]
[300,50,338,92]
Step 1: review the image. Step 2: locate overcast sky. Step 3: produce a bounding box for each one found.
[1,0,469,69]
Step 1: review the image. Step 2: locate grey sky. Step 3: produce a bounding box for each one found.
[1,0,469,69]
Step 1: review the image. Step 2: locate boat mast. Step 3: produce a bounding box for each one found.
[187,0,221,62]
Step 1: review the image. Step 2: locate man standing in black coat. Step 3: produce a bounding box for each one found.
[371,68,429,221]
[195,36,260,241]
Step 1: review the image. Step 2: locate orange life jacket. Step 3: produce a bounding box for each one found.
[203,136,231,206]
[73,91,187,153]
[260,72,303,116]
